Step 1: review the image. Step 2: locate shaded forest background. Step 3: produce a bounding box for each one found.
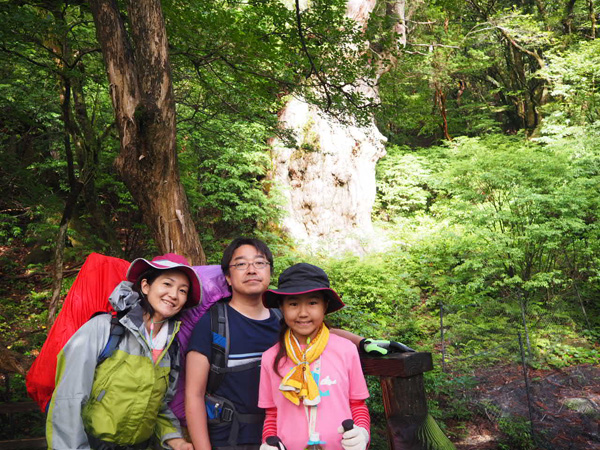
[1,0,599,449]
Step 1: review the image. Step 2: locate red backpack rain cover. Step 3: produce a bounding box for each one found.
[26,252,230,416]
[26,253,130,412]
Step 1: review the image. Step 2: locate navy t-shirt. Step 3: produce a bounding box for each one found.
[187,301,281,445]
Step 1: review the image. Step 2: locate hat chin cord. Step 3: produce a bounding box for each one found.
[140,291,169,349]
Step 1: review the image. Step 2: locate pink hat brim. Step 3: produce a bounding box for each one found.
[262,287,344,314]
[127,258,202,307]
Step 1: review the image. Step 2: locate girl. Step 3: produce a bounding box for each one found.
[47,253,199,450]
[258,263,370,450]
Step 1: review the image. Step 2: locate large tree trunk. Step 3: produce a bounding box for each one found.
[269,0,388,254]
[89,0,205,264]
[498,28,546,133]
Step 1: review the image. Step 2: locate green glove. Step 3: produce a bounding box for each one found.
[359,339,415,355]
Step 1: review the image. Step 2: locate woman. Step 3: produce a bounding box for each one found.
[46,253,199,450]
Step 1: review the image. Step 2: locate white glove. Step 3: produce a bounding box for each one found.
[261,438,286,450]
[337,424,369,450]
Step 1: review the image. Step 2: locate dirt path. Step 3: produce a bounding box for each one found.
[450,364,600,450]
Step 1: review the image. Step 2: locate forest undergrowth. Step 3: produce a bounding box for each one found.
[1,231,598,450]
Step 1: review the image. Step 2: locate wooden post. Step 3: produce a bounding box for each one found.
[361,352,436,450]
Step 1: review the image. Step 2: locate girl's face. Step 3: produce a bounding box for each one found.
[141,269,190,322]
[281,292,327,345]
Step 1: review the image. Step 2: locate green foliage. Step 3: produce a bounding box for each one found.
[370,130,600,381]
[375,0,600,142]
[0,1,146,259]
[426,134,600,312]
[536,338,600,368]
[374,145,433,219]
[178,120,284,257]
[425,370,477,424]
[497,415,534,450]
[0,213,22,245]
[167,0,375,128]
[319,252,423,343]
[0,375,45,439]
[541,39,600,125]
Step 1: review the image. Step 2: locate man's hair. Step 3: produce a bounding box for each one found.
[221,237,274,276]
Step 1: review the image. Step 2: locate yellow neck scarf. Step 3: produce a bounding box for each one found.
[279,325,329,406]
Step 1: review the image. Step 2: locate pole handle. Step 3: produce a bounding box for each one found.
[342,419,355,432]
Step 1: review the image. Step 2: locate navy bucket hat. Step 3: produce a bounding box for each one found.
[263,263,345,314]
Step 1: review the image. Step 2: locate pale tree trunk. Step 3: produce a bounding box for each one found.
[589,0,597,38]
[270,0,429,254]
[271,0,410,254]
[89,0,205,264]
[391,0,407,48]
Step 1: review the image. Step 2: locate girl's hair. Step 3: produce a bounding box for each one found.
[272,294,330,377]
[272,316,290,377]
[131,268,190,320]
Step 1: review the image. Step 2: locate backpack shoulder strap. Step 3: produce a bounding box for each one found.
[97,310,127,364]
[168,337,180,367]
[168,332,180,384]
[206,301,229,394]
[97,310,181,381]
[206,303,281,395]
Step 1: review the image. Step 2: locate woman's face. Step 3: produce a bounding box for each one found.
[141,269,190,322]
[281,292,327,345]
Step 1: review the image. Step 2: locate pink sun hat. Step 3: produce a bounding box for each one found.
[127,253,202,307]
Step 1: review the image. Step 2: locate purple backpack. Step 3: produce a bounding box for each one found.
[169,265,230,424]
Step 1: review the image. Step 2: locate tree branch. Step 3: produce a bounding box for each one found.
[294,0,333,111]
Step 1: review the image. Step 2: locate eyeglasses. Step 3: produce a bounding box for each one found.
[229,261,271,271]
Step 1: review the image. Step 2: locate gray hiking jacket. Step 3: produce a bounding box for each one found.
[46,282,184,449]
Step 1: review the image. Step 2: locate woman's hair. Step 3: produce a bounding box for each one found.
[272,294,329,377]
[131,268,190,319]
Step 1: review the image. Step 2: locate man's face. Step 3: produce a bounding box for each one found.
[225,244,271,299]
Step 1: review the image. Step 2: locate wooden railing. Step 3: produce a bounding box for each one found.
[361,351,454,450]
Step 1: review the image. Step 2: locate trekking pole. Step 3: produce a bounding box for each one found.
[267,435,287,450]
[342,419,355,432]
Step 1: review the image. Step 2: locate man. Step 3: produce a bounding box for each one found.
[185,237,412,450]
